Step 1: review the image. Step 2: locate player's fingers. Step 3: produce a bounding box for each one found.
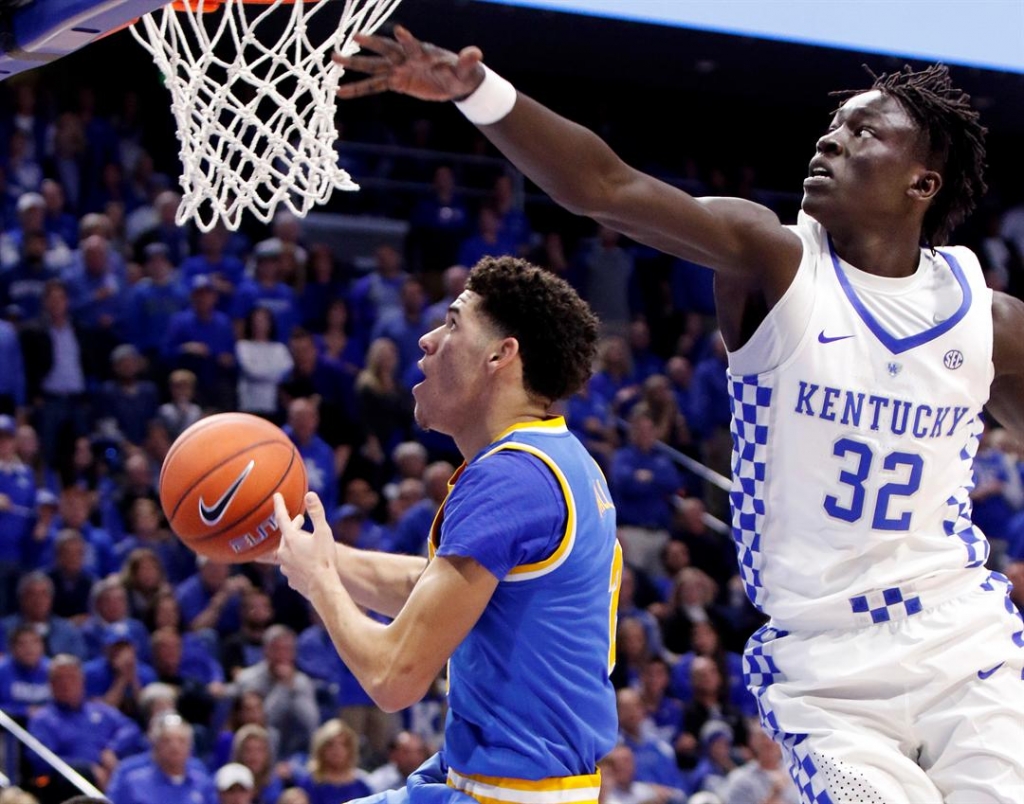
[333,54,392,75]
[336,75,392,99]
[352,31,406,61]
[304,491,327,528]
[272,493,291,531]
[393,25,423,57]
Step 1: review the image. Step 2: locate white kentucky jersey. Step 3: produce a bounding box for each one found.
[726,212,994,631]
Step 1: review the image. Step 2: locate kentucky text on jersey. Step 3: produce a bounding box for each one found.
[793,381,970,439]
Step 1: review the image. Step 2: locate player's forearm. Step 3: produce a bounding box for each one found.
[309,572,429,713]
[334,543,426,618]
[481,92,632,219]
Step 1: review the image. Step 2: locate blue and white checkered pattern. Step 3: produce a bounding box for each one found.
[785,738,836,804]
[980,571,1024,649]
[729,373,773,610]
[848,586,923,624]
[943,415,989,568]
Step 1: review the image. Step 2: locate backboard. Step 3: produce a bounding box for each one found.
[0,0,168,79]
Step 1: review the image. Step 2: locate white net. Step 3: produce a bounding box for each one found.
[131,0,403,231]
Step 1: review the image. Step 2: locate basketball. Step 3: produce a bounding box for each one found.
[158,413,308,563]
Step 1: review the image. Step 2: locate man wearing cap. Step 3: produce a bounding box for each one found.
[94,344,159,446]
[105,713,216,804]
[0,191,71,272]
[232,239,298,343]
[163,273,236,408]
[215,763,256,804]
[1,227,59,323]
[688,720,740,799]
[331,503,384,552]
[0,413,34,614]
[83,622,157,716]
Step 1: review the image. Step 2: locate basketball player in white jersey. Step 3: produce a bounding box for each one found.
[335,27,1024,804]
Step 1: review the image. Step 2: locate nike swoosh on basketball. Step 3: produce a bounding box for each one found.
[977,662,1005,680]
[818,331,854,344]
[199,460,255,526]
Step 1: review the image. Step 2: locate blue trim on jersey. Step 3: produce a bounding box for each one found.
[828,238,972,355]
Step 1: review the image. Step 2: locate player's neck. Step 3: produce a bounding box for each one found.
[454,398,550,461]
[829,227,923,279]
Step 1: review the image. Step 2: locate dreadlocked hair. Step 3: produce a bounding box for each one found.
[832,64,987,246]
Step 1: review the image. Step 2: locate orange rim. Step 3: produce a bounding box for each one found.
[170,0,321,9]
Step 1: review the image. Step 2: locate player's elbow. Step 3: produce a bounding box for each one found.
[367,665,433,713]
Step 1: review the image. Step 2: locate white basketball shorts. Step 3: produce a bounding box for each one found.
[744,571,1024,803]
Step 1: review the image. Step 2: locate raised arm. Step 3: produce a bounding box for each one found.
[336,26,802,297]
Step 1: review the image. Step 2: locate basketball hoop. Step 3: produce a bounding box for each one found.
[131,0,402,231]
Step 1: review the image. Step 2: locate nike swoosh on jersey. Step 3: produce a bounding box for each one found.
[199,460,255,526]
[976,661,1005,680]
[817,331,854,344]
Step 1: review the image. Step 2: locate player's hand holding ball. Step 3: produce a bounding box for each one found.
[273,491,339,600]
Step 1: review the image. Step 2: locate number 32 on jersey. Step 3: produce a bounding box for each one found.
[824,437,923,530]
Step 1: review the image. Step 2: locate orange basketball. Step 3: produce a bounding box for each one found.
[158,412,307,563]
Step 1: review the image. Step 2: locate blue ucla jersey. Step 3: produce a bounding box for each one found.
[430,417,620,784]
[727,213,993,631]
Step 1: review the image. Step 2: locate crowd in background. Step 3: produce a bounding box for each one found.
[0,60,1021,804]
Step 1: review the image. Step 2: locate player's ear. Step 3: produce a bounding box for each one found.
[489,336,520,367]
[910,170,942,202]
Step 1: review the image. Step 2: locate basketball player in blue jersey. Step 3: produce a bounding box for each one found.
[271,256,621,804]
[334,27,1024,804]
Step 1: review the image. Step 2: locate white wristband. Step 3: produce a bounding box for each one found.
[454,65,517,126]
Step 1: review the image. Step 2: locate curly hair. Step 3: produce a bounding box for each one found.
[466,256,599,403]
[833,64,987,246]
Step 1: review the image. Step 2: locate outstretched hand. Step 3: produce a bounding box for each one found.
[272,492,340,600]
[335,25,485,102]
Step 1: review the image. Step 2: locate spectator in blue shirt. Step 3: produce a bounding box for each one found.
[370,277,432,377]
[611,409,683,579]
[0,414,35,613]
[232,239,299,343]
[0,624,51,719]
[284,398,338,515]
[0,572,86,659]
[163,275,236,409]
[66,234,123,332]
[407,165,469,274]
[28,654,145,787]
[106,712,217,804]
[176,558,250,637]
[616,687,688,800]
[348,244,408,345]
[123,242,189,363]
